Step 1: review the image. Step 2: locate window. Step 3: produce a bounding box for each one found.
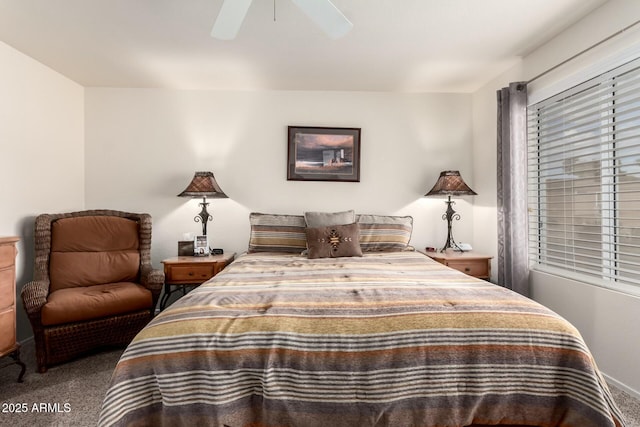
[527,58,640,292]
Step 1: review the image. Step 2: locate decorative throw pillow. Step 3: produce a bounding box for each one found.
[248,213,307,253]
[305,222,363,259]
[356,214,413,252]
[304,210,356,227]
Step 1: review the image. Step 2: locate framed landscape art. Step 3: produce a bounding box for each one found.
[287,126,361,182]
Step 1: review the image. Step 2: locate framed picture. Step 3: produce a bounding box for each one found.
[178,240,195,256]
[287,126,361,182]
[194,235,209,256]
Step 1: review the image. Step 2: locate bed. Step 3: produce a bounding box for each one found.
[99,213,625,427]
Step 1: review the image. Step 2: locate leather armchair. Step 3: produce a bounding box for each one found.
[21,210,163,373]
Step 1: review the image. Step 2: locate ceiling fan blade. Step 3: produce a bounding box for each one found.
[291,0,353,39]
[211,0,253,40]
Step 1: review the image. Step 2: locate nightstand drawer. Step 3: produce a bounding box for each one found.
[166,265,216,283]
[160,253,236,311]
[446,260,489,277]
[424,250,492,280]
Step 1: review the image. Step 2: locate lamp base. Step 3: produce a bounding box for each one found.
[439,242,464,253]
[195,197,213,236]
[440,196,464,253]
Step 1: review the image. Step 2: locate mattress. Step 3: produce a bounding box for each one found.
[99,251,625,426]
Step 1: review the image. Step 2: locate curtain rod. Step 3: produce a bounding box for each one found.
[527,19,640,85]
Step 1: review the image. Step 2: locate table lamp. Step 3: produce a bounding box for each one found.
[425,170,477,252]
[178,171,228,237]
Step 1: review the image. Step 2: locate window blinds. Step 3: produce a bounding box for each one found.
[527,57,640,288]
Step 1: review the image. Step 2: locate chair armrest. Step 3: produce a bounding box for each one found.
[21,280,49,315]
[140,265,164,293]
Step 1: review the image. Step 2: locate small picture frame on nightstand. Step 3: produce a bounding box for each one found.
[194,235,209,256]
[178,241,194,256]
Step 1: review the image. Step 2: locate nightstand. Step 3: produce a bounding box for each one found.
[160,252,235,310]
[424,250,492,280]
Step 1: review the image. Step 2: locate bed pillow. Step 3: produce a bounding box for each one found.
[305,222,363,259]
[356,214,413,252]
[304,210,356,227]
[248,213,307,253]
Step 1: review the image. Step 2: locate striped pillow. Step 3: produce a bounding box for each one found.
[248,213,307,253]
[357,214,413,252]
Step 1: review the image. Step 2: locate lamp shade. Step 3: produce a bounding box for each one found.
[425,170,477,197]
[177,171,228,198]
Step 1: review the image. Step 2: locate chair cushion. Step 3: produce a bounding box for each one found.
[41,282,152,326]
[49,216,140,291]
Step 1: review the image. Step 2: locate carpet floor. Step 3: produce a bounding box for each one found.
[1,340,639,426]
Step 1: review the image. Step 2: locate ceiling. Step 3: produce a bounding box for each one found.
[0,0,608,92]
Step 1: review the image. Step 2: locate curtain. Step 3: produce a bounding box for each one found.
[496,82,529,296]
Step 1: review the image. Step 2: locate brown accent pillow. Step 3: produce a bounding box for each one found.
[305,223,363,259]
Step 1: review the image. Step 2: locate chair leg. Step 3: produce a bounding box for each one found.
[33,332,48,373]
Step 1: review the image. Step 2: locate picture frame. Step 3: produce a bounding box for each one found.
[194,235,209,256]
[178,240,195,256]
[287,126,361,182]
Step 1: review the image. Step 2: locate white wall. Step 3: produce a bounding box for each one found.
[84,89,474,267]
[472,0,640,396]
[0,42,85,340]
[530,271,640,396]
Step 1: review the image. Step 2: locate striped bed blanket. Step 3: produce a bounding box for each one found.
[99,251,625,427]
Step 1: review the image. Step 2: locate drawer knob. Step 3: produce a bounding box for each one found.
[465,267,471,272]
[188,272,194,276]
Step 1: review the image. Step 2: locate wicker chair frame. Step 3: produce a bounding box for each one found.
[21,209,164,373]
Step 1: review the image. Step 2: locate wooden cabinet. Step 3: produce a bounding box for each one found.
[160,253,236,310]
[0,236,25,382]
[424,250,493,280]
